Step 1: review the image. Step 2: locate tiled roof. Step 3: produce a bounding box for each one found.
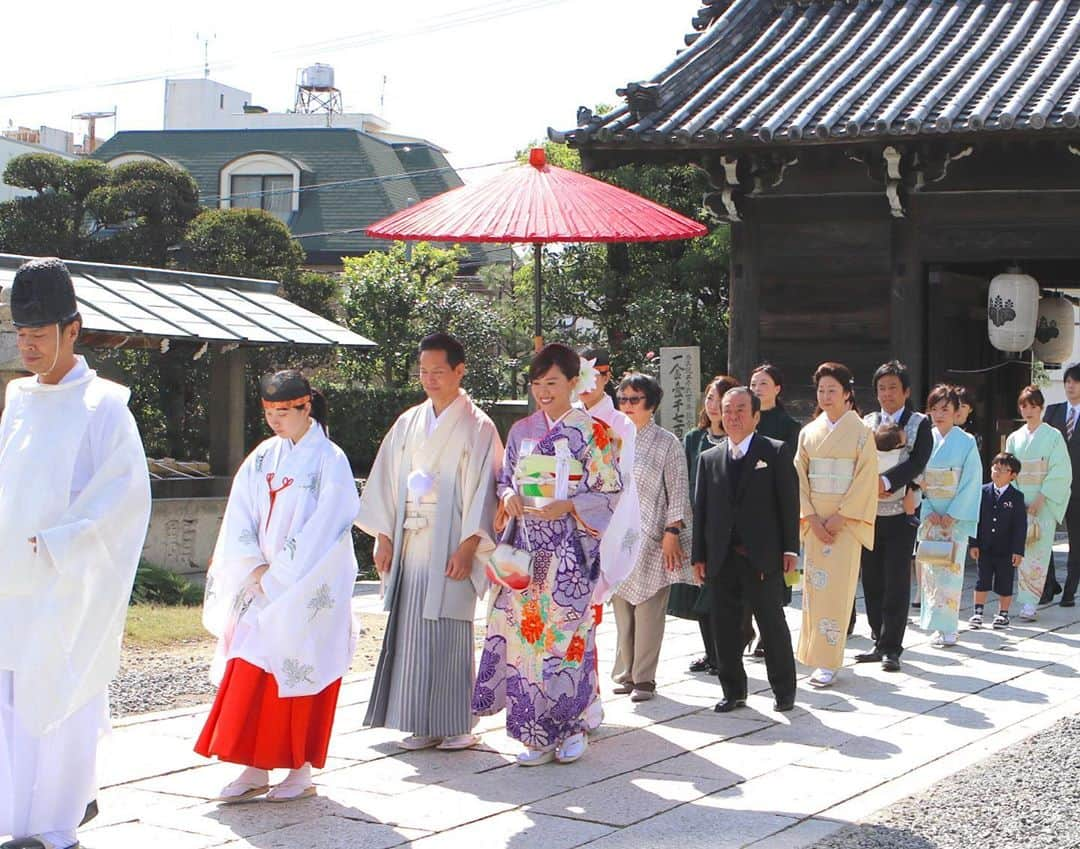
[558,0,1080,149]
[92,129,491,265]
[0,253,375,348]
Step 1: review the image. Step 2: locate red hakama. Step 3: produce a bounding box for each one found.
[195,659,341,769]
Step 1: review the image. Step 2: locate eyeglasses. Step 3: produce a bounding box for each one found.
[617,395,646,406]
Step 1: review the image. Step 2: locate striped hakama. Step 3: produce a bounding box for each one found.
[366,512,475,738]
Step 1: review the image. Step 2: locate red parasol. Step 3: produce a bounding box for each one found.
[368,148,707,349]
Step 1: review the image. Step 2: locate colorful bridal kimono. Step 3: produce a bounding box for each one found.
[795,411,878,670]
[472,409,621,750]
[1005,423,1071,609]
[917,427,982,635]
[198,423,360,769]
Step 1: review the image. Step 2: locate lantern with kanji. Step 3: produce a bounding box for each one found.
[988,268,1039,353]
[1034,293,1075,367]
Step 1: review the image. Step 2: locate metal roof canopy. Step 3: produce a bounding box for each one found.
[0,253,375,349]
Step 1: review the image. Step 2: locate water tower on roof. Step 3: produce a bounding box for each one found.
[294,64,343,124]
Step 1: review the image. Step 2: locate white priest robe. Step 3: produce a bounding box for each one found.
[0,356,150,842]
[202,422,360,698]
[357,390,501,737]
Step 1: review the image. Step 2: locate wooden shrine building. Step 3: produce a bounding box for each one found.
[555,0,1080,455]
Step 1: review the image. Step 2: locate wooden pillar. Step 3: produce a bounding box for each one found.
[890,216,926,405]
[209,346,247,476]
[727,216,760,381]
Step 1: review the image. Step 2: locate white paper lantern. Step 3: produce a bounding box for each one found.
[1034,294,1075,367]
[988,269,1039,352]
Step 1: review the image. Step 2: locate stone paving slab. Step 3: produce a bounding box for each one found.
[64,564,1080,848]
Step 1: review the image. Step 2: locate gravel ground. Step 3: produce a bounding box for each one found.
[814,715,1080,849]
[109,613,389,718]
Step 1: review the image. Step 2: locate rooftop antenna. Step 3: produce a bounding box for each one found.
[196,32,216,78]
[72,110,116,154]
[379,74,387,113]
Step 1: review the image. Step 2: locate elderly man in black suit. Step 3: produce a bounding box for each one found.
[692,387,800,713]
[1042,364,1080,605]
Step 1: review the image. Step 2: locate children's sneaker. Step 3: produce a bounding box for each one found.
[992,611,1010,629]
[968,611,983,629]
[1017,605,1037,621]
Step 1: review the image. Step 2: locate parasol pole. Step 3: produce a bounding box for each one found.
[533,242,543,352]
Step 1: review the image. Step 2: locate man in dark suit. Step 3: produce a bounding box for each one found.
[1041,364,1080,605]
[855,361,933,673]
[692,387,799,713]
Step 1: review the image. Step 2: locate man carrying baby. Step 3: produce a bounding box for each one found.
[856,361,932,673]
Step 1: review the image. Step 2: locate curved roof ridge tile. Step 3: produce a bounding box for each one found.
[760,0,879,140]
[706,3,831,134]
[733,0,853,138]
[789,0,913,138]
[1028,1,1080,127]
[995,0,1078,128]
[833,0,946,136]
[950,0,1046,131]
[658,5,801,136]
[905,0,1017,133]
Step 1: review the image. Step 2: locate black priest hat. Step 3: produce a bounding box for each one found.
[9,257,79,328]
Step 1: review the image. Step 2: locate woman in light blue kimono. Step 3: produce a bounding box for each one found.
[1005,385,1072,620]
[918,384,983,647]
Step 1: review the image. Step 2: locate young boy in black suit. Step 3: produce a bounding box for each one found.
[969,453,1027,629]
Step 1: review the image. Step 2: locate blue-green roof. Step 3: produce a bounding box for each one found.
[93,128,492,266]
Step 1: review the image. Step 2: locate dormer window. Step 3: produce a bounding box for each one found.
[219,153,301,223]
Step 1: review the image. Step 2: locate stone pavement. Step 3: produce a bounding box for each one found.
[83,558,1080,849]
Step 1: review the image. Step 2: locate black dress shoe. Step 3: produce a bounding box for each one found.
[1,839,77,849]
[854,651,882,663]
[714,697,747,713]
[1062,597,1076,608]
[881,654,901,672]
[773,696,795,712]
[688,656,712,673]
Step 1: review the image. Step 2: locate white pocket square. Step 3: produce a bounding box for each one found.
[755,460,768,469]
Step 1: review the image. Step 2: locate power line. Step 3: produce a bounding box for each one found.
[200,158,514,204]
[0,0,571,101]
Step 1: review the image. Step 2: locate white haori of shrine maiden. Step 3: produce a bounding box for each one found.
[203,422,360,697]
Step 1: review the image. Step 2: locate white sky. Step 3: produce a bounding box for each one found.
[1,0,695,179]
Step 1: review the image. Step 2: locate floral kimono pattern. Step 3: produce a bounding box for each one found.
[918,427,982,634]
[473,409,621,749]
[1005,423,1072,609]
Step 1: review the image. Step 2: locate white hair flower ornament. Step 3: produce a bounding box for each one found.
[572,357,600,402]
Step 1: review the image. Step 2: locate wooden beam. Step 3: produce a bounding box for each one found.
[209,346,247,477]
[890,216,926,403]
[728,215,760,381]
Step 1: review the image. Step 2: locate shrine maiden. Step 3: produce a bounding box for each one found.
[795,362,878,688]
[917,384,982,647]
[358,333,502,751]
[0,258,151,849]
[197,370,360,802]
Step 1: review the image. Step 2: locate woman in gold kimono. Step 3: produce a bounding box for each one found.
[795,362,879,688]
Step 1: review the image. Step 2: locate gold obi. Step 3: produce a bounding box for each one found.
[924,467,959,500]
[1017,458,1048,488]
[808,458,855,495]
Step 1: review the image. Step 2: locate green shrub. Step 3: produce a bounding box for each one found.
[130,561,204,606]
[324,385,425,474]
